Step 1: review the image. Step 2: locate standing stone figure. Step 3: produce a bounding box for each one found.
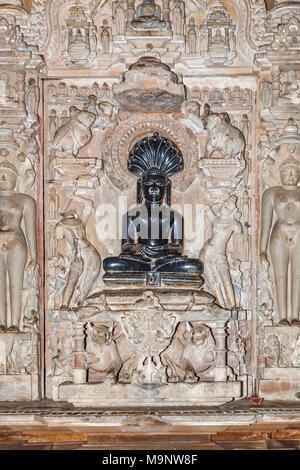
[113,1,125,35]
[185,17,197,53]
[25,78,40,119]
[172,0,184,36]
[200,196,242,310]
[241,114,251,145]
[0,161,38,332]
[49,109,59,142]
[260,156,300,326]
[100,20,112,54]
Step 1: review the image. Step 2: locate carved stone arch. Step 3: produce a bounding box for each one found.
[105,114,200,192]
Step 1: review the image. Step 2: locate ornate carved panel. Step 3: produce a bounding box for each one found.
[0,0,299,406]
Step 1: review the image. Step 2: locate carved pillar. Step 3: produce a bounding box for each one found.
[214,323,228,381]
[73,322,86,384]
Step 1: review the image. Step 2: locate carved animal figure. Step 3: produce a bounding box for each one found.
[86,323,122,382]
[161,323,216,382]
[53,106,96,157]
[203,104,245,160]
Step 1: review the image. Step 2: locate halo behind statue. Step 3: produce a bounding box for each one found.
[128,133,183,177]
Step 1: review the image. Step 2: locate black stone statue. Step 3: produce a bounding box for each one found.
[103,133,203,287]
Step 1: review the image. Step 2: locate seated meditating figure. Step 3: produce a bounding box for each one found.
[103,134,203,287]
[131,0,167,30]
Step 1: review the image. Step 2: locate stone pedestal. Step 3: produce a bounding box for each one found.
[55,288,243,407]
[259,325,300,401]
[0,332,39,401]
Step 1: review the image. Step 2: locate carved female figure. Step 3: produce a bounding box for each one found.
[55,211,101,309]
[199,196,242,310]
[260,156,300,325]
[0,161,38,332]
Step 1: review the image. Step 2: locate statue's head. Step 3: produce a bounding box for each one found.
[191,325,209,346]
[142,168,167,203]
[279,156,300,186]
[186,100,200,117]
[219,195,237,217]
[128,133,183,205]
[0,160,18,191]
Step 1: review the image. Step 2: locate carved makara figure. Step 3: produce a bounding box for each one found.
[203,104,246,160]
[103,133,203,286]
[0,161,38,332]
[161,322,216,383]
[200,196,242,310]
[86,323,122,383]
[260,155,300,326]
[55,211,101,310]
[53,106,96,157]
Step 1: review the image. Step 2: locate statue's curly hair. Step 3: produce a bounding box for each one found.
[128,133,183,177]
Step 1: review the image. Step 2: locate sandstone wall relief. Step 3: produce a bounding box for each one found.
[0,0,299,405]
